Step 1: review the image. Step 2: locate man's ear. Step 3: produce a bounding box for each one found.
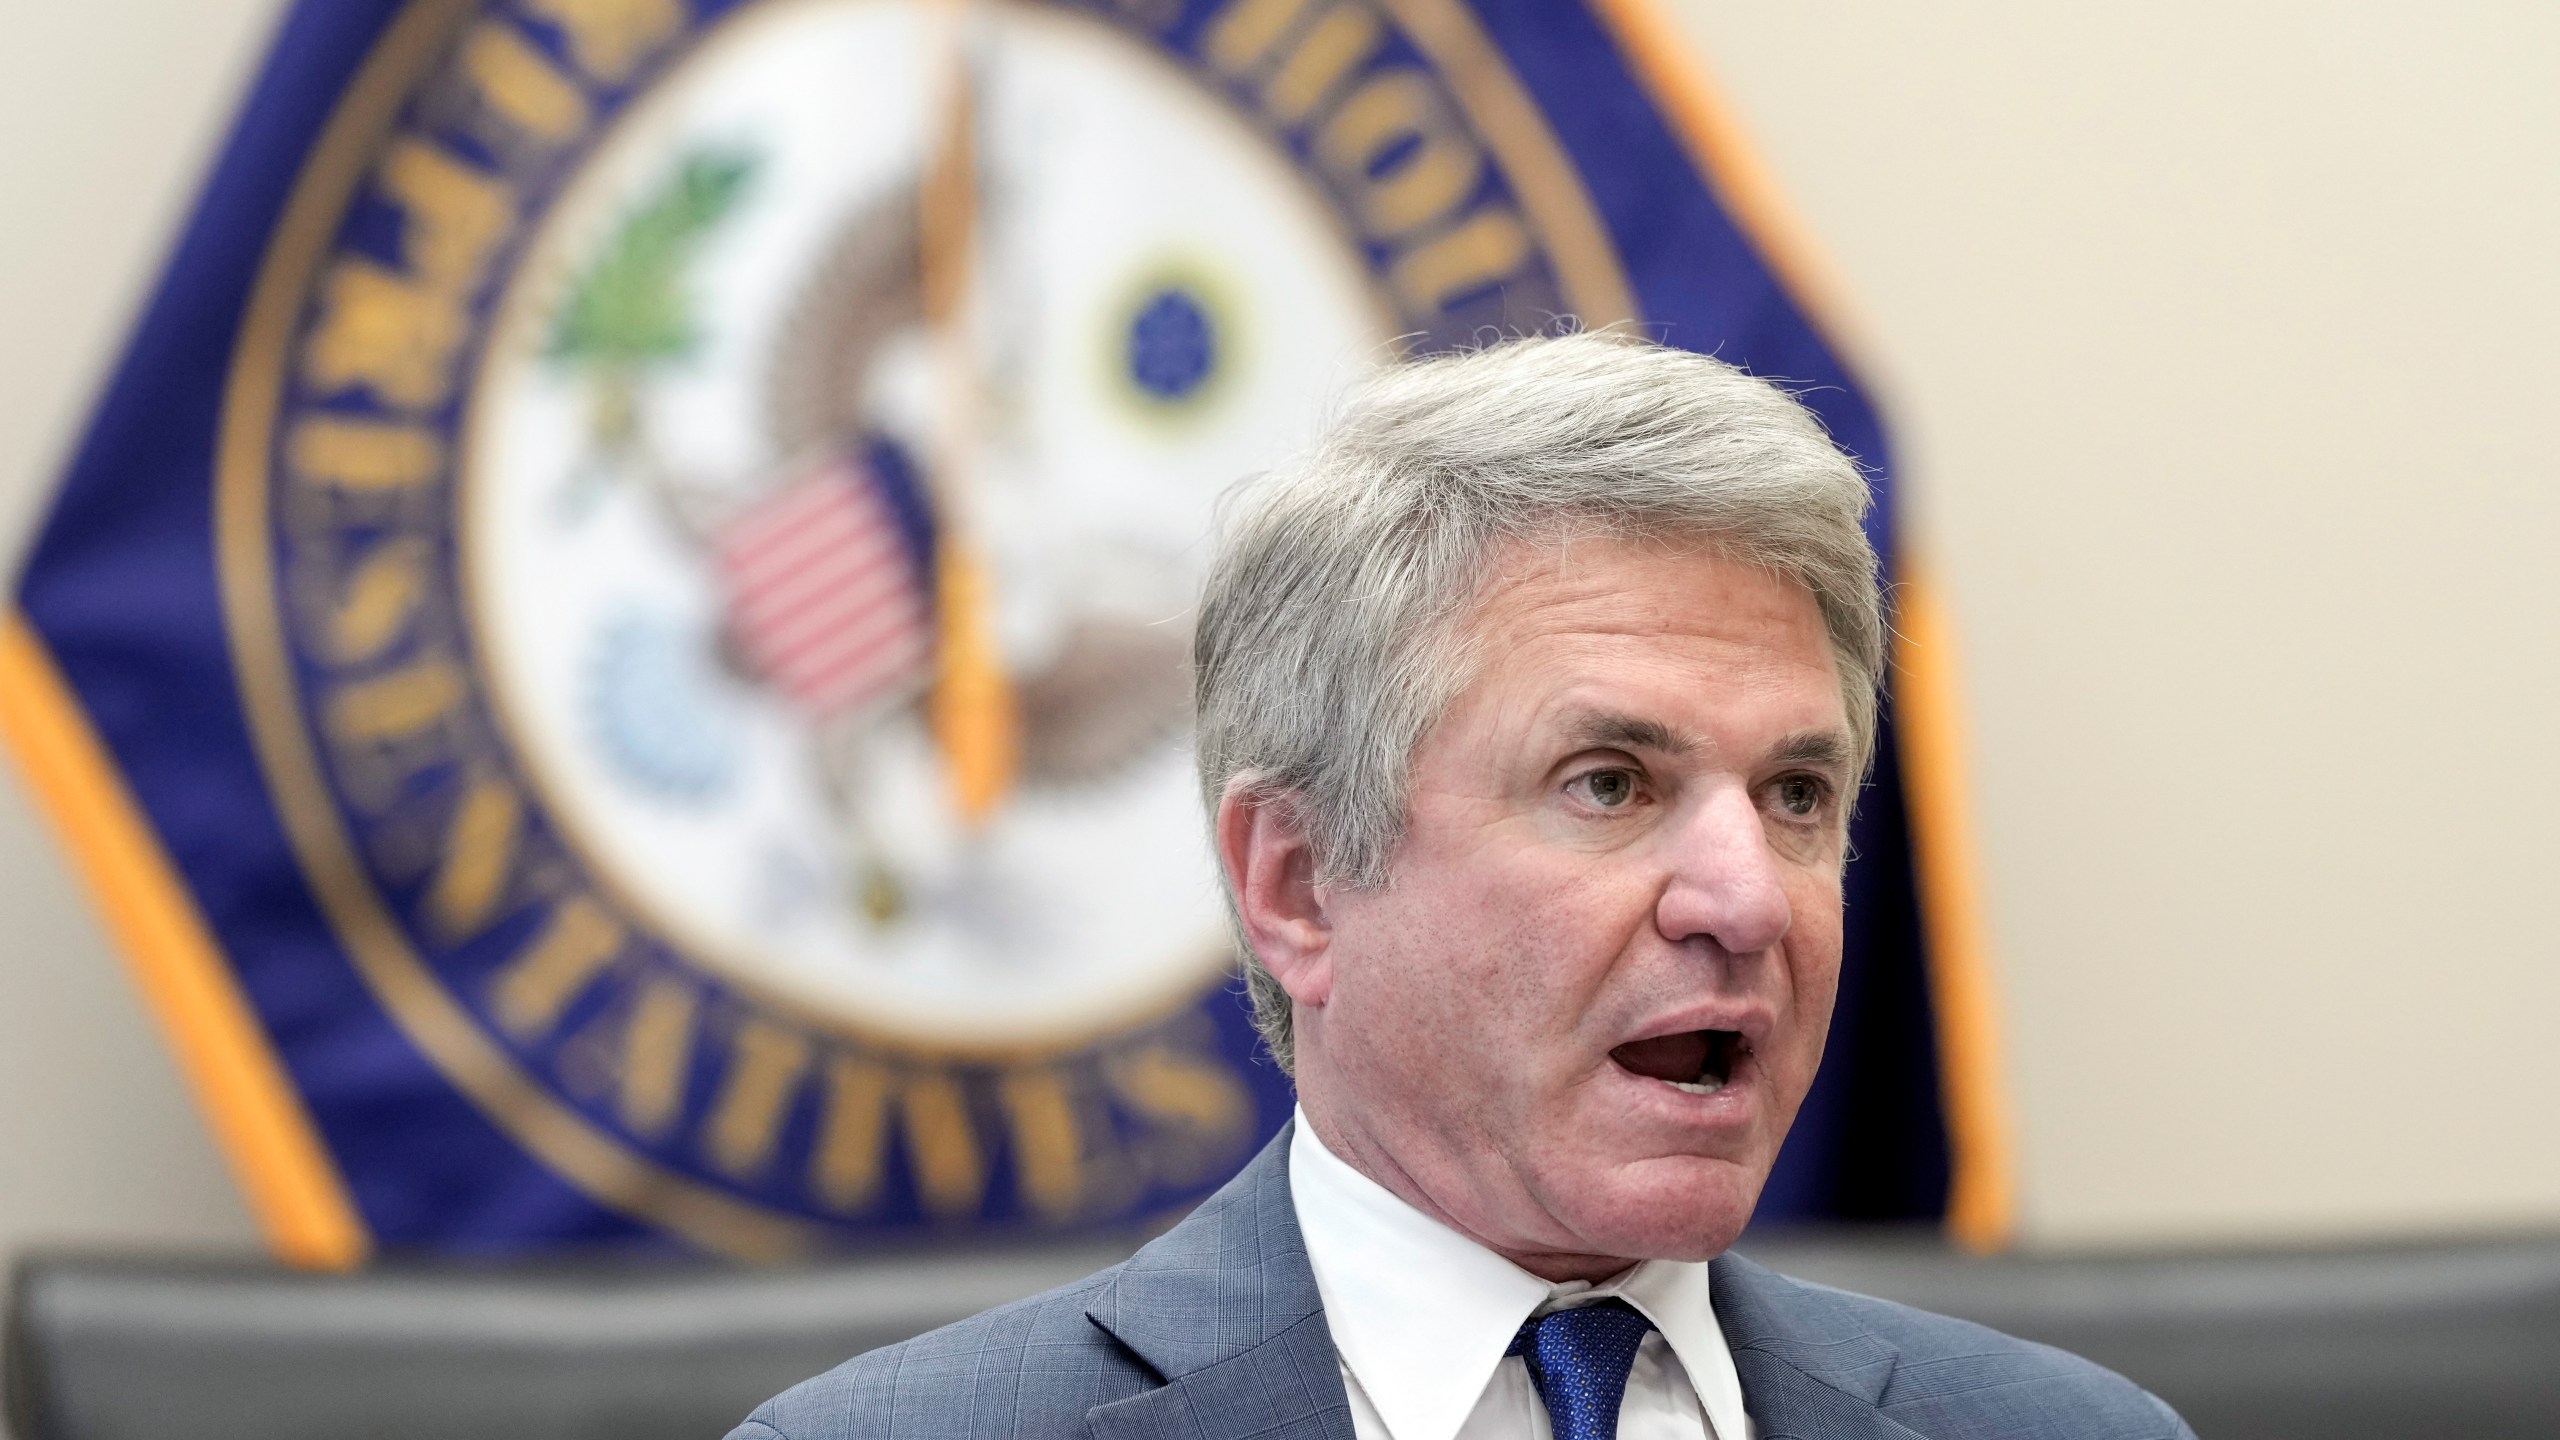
[1215,781,1335,1008]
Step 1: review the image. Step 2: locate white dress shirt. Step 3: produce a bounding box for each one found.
[1290,1109,1756,1440]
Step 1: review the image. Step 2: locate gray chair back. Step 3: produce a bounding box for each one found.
[6,1242,1132,1440]
[10,1233,2558,1438]
[1739,1232,2560,1439]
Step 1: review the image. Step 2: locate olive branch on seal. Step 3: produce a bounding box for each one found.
[545,147,758,523]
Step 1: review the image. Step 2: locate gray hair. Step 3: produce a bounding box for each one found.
[1193,332,1883,1072]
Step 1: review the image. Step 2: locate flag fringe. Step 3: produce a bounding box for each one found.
[0,611,368,1268]
[1584,0,2019,1249]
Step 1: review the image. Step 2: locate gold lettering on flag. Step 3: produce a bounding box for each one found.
[704,1019,813,1179]
[522,0,683,84]
[287,418,443,493]
[302,264,470,410]
[1389,206,1531,316]
[489,895,623,1038]
[325,659,466,744]
[1261,5,1382,124]
[812,1055,895,1212]
[1107,1042,1253,1185]
[1204,0,1313,75]
[324,537,430,664]
[377,141,513,288]
[999,1066,1085,1220]
[425,774,522,940]
[900,1073,984,1218]
[460,23,591,145]
[1317,70,1483,239]
[613,976,698,1137]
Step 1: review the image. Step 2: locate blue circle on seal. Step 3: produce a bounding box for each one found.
[1126,286,1216,402]
[584,610,739,804]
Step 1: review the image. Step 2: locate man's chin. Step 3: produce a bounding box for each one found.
[1545,1153,1764,1264]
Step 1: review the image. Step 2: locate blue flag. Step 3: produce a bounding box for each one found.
[6,0,1988,1262]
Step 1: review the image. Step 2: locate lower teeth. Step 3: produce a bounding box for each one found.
[1668,1077,1724,1096]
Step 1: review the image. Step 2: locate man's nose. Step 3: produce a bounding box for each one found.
[1654,784,1792,957]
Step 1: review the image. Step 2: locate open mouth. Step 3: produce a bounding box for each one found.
[1610,1030,1746,1096]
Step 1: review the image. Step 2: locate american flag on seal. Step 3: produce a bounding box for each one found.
[714,451,934,719]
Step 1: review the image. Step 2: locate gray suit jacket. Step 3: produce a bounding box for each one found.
[730,1127,2195,1439]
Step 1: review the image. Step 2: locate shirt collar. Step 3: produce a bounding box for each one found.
[1289,1108,1752,1440]
[1579,1249,1752,1440]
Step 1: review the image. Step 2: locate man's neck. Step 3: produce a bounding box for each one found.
[1294,1086,1640,1285]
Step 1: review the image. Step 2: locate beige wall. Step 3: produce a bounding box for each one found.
[0,1,280,1269]
[1,0,2553,1264]
[1665,1,2560,1244]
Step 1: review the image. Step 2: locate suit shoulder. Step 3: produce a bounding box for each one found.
[1749,1269,2195,1440]
[729,1265,1152,1440]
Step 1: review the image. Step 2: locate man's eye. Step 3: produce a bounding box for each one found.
[1775,774,1826,818]
[1572,768,1639,809]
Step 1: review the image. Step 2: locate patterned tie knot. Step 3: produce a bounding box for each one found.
[1506,1298,1658,1440]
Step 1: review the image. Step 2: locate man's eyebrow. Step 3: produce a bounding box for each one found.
[1559,712,1698,756]
[1768,729,1857,774]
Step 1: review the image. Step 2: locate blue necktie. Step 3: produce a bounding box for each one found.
[1506,1298,1658,1440]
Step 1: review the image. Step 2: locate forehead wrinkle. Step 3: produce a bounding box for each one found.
[1437,535,1846,775]
[1468,536,1814,649]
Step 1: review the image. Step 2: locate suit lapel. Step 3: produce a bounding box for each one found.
[1712,1253,1931,1440]
[1080,1131,1935,1440]
[1729,1348,1931,1440]
[1085,1311,1354,1440]
[1083,1123,1358,1440]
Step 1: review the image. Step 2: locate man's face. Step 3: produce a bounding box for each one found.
[1306,535,1853,1272]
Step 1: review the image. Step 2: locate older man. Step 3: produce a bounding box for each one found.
[729,335,2193,1440]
